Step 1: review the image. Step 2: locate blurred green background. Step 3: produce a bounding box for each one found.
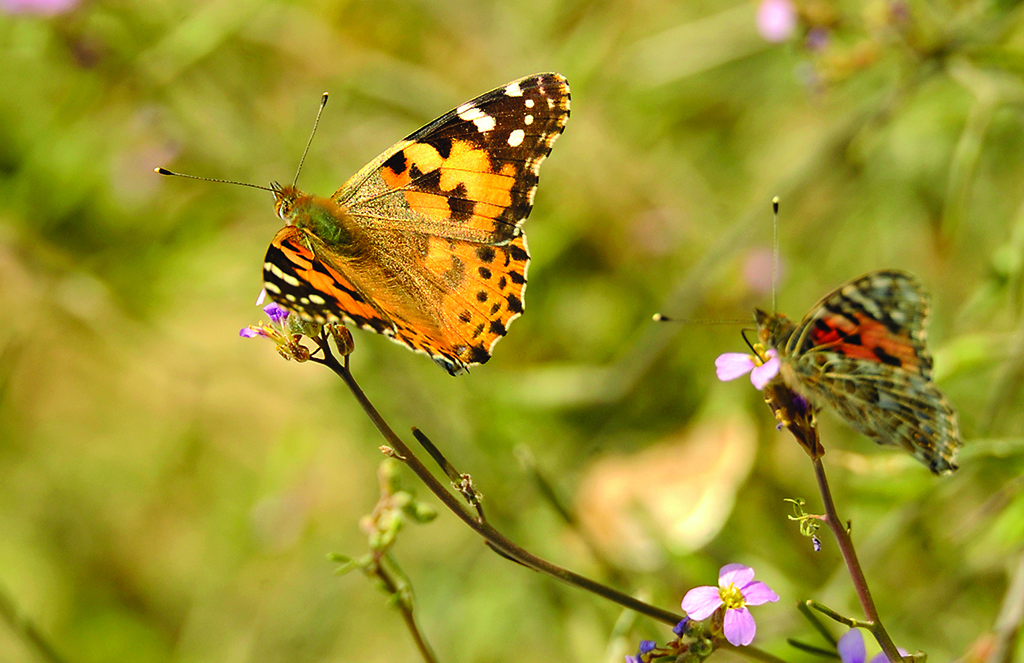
[2,0,1024,661]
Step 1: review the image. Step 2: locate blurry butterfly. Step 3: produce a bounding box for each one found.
[159,73,570,375]
[719,270,962,475]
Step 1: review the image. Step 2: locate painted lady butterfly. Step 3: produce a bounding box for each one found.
[262,73,570,375]
[755,270,962,475]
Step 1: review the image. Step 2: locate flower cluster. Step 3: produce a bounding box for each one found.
[240,302,312,362]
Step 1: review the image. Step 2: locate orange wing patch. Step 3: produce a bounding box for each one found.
[413,233,530,367]
[380,139,517,236]
[810,312,924,372]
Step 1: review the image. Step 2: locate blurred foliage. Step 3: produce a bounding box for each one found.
[2,0,1024,661]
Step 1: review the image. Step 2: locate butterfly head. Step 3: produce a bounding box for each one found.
[753,307,794,350]
[271,182,302,224]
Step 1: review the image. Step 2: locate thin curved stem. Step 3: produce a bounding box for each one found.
[811,457,902,663]
[312,342,683,625]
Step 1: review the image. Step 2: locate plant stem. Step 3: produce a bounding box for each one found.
[315,345,683,625]
[811,457,902,663]
[373,555,439,663]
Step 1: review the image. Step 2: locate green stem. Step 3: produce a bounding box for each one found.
[372,555,438,663]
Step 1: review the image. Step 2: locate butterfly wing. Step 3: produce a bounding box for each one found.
[779,271,962,474]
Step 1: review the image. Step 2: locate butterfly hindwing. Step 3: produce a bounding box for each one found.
[785,346,960,475]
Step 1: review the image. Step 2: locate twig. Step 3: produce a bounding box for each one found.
[308,333,685,626]
[811,457,903,663]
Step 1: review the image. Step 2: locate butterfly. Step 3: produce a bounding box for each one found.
[752,270,962,475]
[257,73,570,375]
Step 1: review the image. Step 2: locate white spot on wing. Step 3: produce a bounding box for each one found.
[457,103,480,119]
[524,114,533,125]
[507,129,525,147]
[505,81,523,97]
[474,114,495,133]
[309,294,326,305]
[457,104,495,132]
[525,98,535,108]
[268,262,300,287]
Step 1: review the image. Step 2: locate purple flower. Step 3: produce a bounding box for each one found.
[672,618,690,637]
[716,350,780,389]
[681,564,779,647]
[838,629,909,663]
[263,302,289,324]
[756,0,797,42]
[625,640,656,663]
[240,303,291,342]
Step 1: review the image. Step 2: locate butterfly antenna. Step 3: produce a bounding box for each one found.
[771,196,780,313]
[652,314,748,324]
[153,168,274,193]
[292,92,329,188]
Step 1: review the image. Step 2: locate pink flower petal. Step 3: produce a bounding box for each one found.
[750,354,780,389]
[838,630,866,663]
[239,327,260,338]
[681,586,723,620]
[718,563,755,588]
[256,288,267,305]
[756,0,796,43]
[716,353,755,381]
[740,580,779,606]
[723,606,757,646]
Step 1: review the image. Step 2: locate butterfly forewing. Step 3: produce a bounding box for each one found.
[787,271,933,377]
[262,73,569,374]
[764,270,962,475]
[336,74,568,242]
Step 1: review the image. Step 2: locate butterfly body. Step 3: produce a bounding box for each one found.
[755,270,961,475]
[261,73,570,375]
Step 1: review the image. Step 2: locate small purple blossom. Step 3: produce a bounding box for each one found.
[756,0,797,42]
[715,350,780,389]
[672,618,690,637]
[240,302,291,343]
[838,629,909,663]
[263,302,289,324]
[625,640,656,663]
[681,564,779,647]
